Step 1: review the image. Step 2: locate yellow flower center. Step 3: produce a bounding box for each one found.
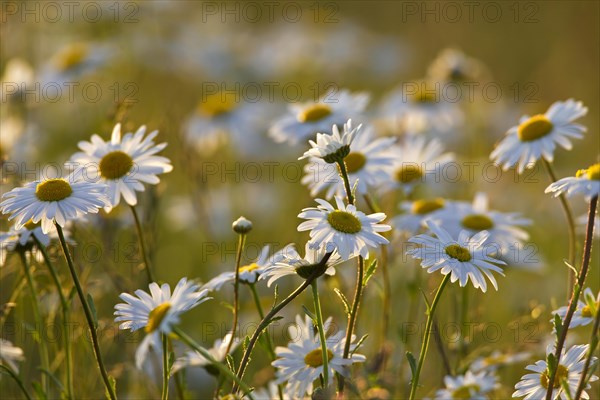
[461,214,494,230]
[540,365,569,389]
[413,89,437,103]
[145,303,171,333]
[99,151,134,180]
[327,210,362,234]
[452,384,481,399]
[297,104,332,123]
[55,43,89,71]
[581,304,595,318]
[304,348,334,368]
[197,92,237,118]
[517,114,554,142]
[395,165,423,184]
[412,198,445,215]
[576,163,600,181]
[239,263,260,274]
[445,244,471,262]
[24,220,39,230]
[344,152,367,174]
[35,179,73,202]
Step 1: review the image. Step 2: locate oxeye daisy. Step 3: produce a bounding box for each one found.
[171,332,239,374]
[259,242,343,287]
[301,125,396,199]
[297,196,391,260]
[435,370,498,399]
[427,48,485,83]
[545,163,600,200]
[69,123,173,212]
[40,42,111,85]
[406,221,506,292]
[269,90,369,145]
[114,278,210,369]
[513,344,598,400]
[491,99,587,174]
[552,287,598,330]
[251,381,288,400]
[0,339,24,373]
[299,119,360,163]
[272,315,365,399]
[0,172,109,234]
[380,136,454,195]
[0,221,73,264]
[391,198,448,235]
[470,351,531,373]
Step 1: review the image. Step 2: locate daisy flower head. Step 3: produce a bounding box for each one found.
[297,196,391,260]
[0,172,109,234]
[435,370,498,399]
[269,89,369,145]
[272,314,365,399]
[68,123,173,212]
[301,125,396,199]
[172,332,239,374]
[513,344,598,400]
[470,351,531,373]
[0,220,64,264]
[114,277,210,368]
[427,48,485,83]
[391,197,448,235]
[406,220,506,292]
[552,288,598,331]
[545,163,600,201]
[259,242,343,287]
[299,119,360,163]
[491,99,587,174]
[0,339,24,373]
[39,42,112,85]
[380,135,454,196]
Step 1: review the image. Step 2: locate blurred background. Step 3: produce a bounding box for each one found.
[1,1,599,398]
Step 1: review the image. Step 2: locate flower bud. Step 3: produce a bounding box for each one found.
[232,216,252,234]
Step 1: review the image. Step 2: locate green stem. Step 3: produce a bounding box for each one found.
[542,158,577,297]
[0,364,32,400]
[337,160,354,205]
[225,234,246,358]
[18,251,50,395]
[55,224,117,400]
[409,274,451,400]
[311,280,330,387]
[130,205,156,284]
[0,274,26,327]
[33,236,74,400]
[172,327,255,400]
[162,334,169,400]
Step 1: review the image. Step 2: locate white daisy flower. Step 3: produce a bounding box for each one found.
[114,278,210,369]
[545,163,600,201]
[68,123,173,212]
[251,381,289,400]
[427,48,485,83]
[259,242,343,287]
[0,339,24,372]
[171,332,239,374]
[203,245,276,292]
[470,351,531,373]
[435,370,498,399]
[391,198,448,235]
[406,221,506,292]
[552,288,598,330]
[299,119,360,163]
[301,125,396,199]
[39,42,112,85]
[297,196,391,260]
[0,173,109,234]
[272,315,365,399]
[380,136,454,195]
[513,344,598,400]
[0,58,34,103]
[491,99,587,174]
[269,90,369,145]
[429,193,531,251]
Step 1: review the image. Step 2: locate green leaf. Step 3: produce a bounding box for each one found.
[87,294,98,329]
[219,301,235,313]
[350,334,369,356]
[420,288,432,313]
[406,351,417,379]
[563,259,578,276]
[363,259,378,287]
[546,352,557,377]
[333,288,351,315]
[553,314,563,338]
[38,367,65,393]
[242,336,251,353]
[105,376,116,400]
[273,284,279,306]
[32,381,47,400]
[301,305,316,323]
[225,354,235,372]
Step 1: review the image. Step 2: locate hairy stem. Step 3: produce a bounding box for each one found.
[130,205,156,284]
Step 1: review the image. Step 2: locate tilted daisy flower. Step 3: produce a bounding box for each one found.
[491,99,587,174]
[406,221,506,292]
[301,125,396,199]
[0,172,109,233]
[513,344,598,400]
[470,351,531,373]
[39,42,112,85]
[427,48,485,83]
[298,196,391,260]
[0,221,67,264]
[69,123,173,212]
[114,278,210,369]
[0,339,24,373]
[299,119,360,163]
[259,242,343,287]
[552,287,598,330]
[435,370,498,399]
[391,198,448,235]
[545,163,600,200]
[429,192,531,251]
[203,245,278,291]
[380,136,454,195]
[272,315,365,399]
[171,332,239,374]
[269,90,369,145]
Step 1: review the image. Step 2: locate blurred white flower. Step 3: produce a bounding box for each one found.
[552,287,598,331]
[0,339,24,373]
[435,370,498,399]
[391,198,448,235]
[172,332,239,374]
[545,163,600,201]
